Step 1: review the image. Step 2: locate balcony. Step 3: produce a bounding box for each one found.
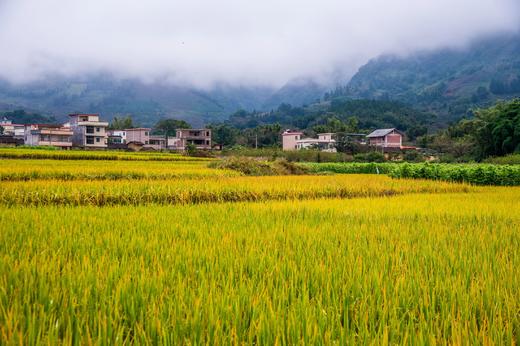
[39,129,73,136]
[38,141,72,147]
[78,121,109,127]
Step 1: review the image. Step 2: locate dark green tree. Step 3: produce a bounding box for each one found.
[153,119,191,136]
[210,124,239,146]
[473,99,520,158]
[109,115,134,130]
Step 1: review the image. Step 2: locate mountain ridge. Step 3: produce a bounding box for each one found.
[339,32,520,123]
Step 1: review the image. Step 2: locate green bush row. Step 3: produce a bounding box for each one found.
[301,162,520,186]
[389,163,520,186]
[300,162,396,175]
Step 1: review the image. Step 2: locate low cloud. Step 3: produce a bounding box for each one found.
[0,0,519,88]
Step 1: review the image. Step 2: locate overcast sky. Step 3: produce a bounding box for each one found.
[0,0,519,88]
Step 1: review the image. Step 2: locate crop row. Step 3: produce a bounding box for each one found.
[1,190,518,344]
[0,148,212,161]
[0,175,471,206]
[389,163,520,185]
[0,159,239,181]
[302,162,520,185]
[301,162,396,174]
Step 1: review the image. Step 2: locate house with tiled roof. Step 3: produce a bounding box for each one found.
[366,128,404,148]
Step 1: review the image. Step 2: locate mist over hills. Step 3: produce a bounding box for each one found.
[1,32,520,128]
[0,75,328,126]
[338,32,520,123]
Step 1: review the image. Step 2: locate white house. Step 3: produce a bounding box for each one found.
[67,113,109,148]
[0,118,25,138]
[282,130,336,152]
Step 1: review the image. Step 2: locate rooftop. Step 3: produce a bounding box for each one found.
[68,113,100,117]
[282,130,303,135]
[366,128,403,138]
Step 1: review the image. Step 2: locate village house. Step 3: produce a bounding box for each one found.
[366,128,404,148]
[108,130,127,144]
[125,128,150,144]
[67,113,108,148]
[0,135,23,146]
[1,118,25,138]
[169,129,212,150]
[282,130,336,152]
[148,135,167,150]
[122,128,167,150]
[24,124,73,148]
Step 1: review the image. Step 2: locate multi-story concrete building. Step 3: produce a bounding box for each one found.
[172,129,212,150]
[148,135,166,150]
[125,128,150,144]
[282,130,304,151]
[24,124,73,148]
[67,114,108,148]
[1,118,25,138]
[120,128,166,150]
[282,130,336,152]
[110,130,127,143]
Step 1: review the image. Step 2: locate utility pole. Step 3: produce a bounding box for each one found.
[255,133,258,149]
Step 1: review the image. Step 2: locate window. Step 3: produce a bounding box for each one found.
[96,137,100,143]
[206,131,210,136]
[86,126,94,134]
[145,141,149,144]
[295,136,298,140]
[86,137,94,144]
[96,127,100,132]
[145,132,149,136]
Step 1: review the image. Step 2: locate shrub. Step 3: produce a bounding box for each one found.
[484,154,520,165]
[209,157,308,176]
[389,163,520,186]
[354,151,385,163]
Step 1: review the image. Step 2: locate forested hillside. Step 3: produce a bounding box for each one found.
[0,76,326,126]
[333,33,520,123]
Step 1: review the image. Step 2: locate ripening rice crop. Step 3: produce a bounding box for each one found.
[0,174,472,206]
[0,159,239,181]
[0,189,518,344]
[0,148,213,161]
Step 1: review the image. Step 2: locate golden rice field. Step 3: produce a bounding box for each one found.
[0,159,239,181]
[0,173,470,206]
[0,148,212,161]
[0,151,518,344]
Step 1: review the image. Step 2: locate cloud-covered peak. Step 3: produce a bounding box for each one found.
[0,0,519,88]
